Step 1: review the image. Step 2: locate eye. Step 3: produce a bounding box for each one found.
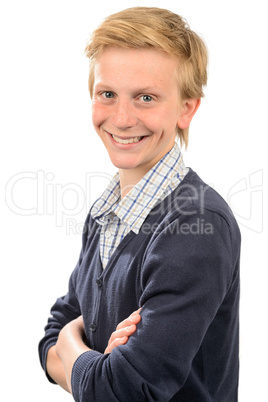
[102,91,115,99]
[141,95,153,102]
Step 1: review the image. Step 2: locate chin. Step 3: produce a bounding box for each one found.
[108,154,141,170]
[111,161,138,170]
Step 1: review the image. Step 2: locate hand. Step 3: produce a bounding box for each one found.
[55,316,89,394]
[46,317,86,393]
[105,308,141,354]
[56,316,86,358]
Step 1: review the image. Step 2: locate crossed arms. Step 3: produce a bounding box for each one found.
[47,309,141,393]
[40,206,239,401]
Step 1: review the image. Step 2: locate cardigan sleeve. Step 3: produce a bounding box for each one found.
[38,212,94,382]
[71,207,240,401]
[38,261,82,382]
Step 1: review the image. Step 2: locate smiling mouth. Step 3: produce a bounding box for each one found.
[111,134,144,145]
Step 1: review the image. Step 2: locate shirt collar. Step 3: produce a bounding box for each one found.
[90,173,121,222]
[91,142,186,233]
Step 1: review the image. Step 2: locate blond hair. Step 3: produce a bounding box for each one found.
[85,7,208,147]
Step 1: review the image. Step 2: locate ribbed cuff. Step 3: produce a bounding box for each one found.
[71,350,102,401]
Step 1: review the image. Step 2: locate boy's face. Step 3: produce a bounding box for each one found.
[92,47,195,181]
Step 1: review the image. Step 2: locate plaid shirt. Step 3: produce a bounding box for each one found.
[91,143,188,268]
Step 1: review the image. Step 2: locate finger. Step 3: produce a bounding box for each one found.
[116,310,141,331]
[109,324,137,344]
[130,308,142,316]
[105,336,128,354]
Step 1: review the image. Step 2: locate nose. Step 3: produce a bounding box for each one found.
[111,99,137,130]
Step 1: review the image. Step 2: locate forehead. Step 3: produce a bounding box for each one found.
[93,47,179,89]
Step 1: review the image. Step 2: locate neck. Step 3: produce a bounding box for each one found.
[119,166,150,198]
[118,142,176,198]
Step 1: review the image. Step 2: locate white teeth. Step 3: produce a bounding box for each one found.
[112,135,143,144]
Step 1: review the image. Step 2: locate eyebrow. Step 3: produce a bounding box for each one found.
[136,86,161,93]
[94,83,162,94]
[93,83,113,91]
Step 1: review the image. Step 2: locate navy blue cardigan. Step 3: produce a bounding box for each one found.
[39,169,241,401]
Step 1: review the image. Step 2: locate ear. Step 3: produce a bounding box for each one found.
[177,98,201,130]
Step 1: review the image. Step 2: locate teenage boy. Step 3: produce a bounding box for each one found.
[39,7,241,401]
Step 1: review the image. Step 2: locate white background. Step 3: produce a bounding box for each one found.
[1,0,267,401]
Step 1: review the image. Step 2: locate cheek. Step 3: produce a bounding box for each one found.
[146,106,178,134]
[142,112,162,134]
[92,103,106,128]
